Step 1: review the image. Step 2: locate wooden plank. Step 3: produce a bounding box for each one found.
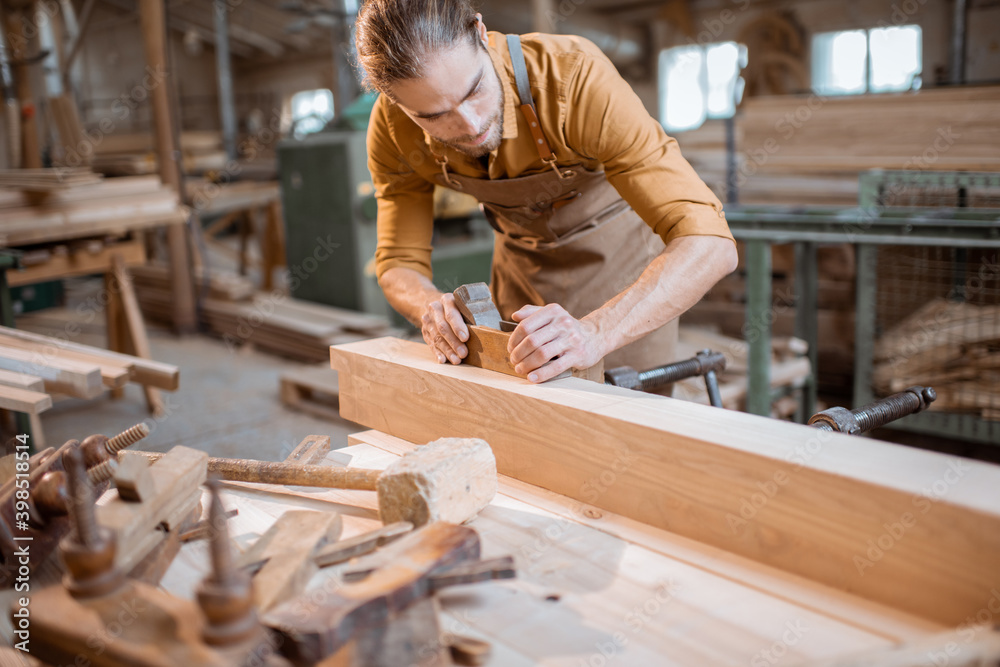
[236,509,342,613]
[802,626,1000,666]
[112,255,164,414]
[98,447,208,573]
[330,337,1000,626]
[348,431,943,646]
[49,95,88,167]
[0,326,178,390]
[286,434,332,465]
[6,238,146,287]
[0,175,163,209]
[0,344,103,398]
[0,369,44,392]
[130,262,255,301]
[0,334,133,389]
[280,366,342,421]
[0,385,51,414]
[172,440,941,666]
[0,209,185,247]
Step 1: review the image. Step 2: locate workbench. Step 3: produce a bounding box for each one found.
[3,336,997,665]
[146,432,959,666]
[187,180,285,291]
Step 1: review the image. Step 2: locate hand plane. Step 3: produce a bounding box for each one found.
[452,283,603,382]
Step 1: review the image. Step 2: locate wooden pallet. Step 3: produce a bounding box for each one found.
[279,365,342,421]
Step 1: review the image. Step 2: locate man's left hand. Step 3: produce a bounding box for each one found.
[507,304,605,383]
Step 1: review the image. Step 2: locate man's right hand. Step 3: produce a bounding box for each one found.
[420,293,469,364]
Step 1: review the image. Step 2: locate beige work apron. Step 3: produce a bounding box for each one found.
[427,36,677,372]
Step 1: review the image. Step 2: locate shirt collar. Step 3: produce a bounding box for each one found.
[487,31,519,141]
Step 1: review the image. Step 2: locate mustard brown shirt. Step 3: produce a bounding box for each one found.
[367,31,734,281]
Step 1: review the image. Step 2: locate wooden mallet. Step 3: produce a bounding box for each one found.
[125,437,497,526]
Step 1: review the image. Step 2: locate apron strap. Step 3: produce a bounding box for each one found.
[506,34,572,180]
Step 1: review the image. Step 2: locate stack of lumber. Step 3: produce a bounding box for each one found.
[873,298,1000,419]
[185,179,281,215]
[279,363,341,420]
[672,120,736,204]
[0,175,183,246]
[682,242,856,395]
[130,263,401,362]
[672,325,810,418]
[91,131,228,176]
[0,325,179,445]
[738,86,1000,205]
[130,262,256,303]
[673,86,1000,205]
[199,296,401,363]
[0,168,102,192]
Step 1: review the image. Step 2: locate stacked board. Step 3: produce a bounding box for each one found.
[673,86,1000,206]
[131,266,404,363]
[0,175,183,246]
[0,168,102,192]
[0,325,178,425]
[200,296,402,363]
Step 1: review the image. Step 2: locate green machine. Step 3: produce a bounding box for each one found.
[278,129,389,317]
[277,95,493,326]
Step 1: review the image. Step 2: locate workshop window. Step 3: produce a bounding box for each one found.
[812,25,922,96]
[659,42,745,133]
[290,89,335,138]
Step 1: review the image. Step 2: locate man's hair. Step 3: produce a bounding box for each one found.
[355,0,482,93]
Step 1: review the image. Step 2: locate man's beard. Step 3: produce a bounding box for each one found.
[435,77,504,159]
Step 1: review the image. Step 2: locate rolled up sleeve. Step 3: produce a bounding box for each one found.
[368,98,437,281]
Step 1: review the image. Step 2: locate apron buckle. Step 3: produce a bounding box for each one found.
[433,153,463,189]
[542,156,575,181]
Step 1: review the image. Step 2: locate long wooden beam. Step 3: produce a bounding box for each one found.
[330,337,1000,626]
[0,326,178,390]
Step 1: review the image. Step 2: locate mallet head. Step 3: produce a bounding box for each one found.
[377,438,497,527]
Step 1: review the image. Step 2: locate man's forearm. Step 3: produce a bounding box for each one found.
[585,235,738,356]
[379,267,444,326]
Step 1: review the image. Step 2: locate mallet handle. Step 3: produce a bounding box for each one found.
[126,451,380,490]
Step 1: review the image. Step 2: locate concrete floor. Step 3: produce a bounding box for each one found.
[17,277,363,460]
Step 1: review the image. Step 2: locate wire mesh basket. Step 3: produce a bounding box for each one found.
[858,171,1000,443]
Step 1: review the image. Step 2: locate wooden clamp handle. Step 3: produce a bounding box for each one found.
[126,451,381,490]
[264,522,481,663]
